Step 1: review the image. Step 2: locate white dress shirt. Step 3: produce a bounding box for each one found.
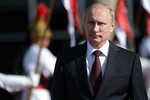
[86,40,109,77]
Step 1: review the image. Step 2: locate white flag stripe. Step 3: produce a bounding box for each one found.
[62,0,76,47]
[115,24,127,49]
[141,0,150,13]
[68,10,76,47]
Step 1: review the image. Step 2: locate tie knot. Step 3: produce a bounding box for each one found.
[93,50,101,57]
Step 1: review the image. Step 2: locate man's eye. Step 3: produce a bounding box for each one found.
[98,22,105,26]
[88,21,94,25]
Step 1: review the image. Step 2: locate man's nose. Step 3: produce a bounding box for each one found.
[93,24,99,33]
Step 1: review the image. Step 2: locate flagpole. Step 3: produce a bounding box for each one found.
[47,0,55,25]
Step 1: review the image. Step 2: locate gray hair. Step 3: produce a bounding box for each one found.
[84,2,115,22]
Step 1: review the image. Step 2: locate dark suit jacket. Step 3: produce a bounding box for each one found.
[51,41,148,100]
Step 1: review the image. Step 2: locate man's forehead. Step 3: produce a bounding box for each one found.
[91,4,109,12]
[84,3,113,22]
[88,6,110,17]
[86,4,108,15]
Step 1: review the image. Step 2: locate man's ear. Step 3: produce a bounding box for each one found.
[110,21,116,32]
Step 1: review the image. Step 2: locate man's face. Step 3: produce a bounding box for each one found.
[39,37,50,48]
[84,5,115,49]
[42,38,50,48]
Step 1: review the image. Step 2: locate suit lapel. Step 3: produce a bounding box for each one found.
[95,42,121,99]
[76,42,94,97]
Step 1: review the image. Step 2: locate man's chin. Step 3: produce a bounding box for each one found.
[90,40,101,46]
[92,38,101,43]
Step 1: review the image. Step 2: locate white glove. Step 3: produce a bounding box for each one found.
[29,72,41,87]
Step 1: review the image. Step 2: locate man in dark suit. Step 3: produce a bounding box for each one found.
[51,2,148,100]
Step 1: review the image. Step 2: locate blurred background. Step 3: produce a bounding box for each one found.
[0,0,150,99]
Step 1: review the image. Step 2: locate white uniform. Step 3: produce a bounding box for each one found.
[22,44,56,100]
[0,44,56,100]
[0,73,32,92]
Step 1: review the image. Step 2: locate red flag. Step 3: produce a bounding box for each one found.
[145,13,150,35]
[62,0,76,46]
[115,0,133,40]
[140,0,150,35]
[70,0,83,36]
[62,0,83,46]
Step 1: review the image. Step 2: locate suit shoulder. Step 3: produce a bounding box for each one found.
[120,47,136,55]
[111,44,141,65]
[57,43,86,61]
[114,44,138,57]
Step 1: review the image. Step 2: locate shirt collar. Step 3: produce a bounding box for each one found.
[86,40,109,57]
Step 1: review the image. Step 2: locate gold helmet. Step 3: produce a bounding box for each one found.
[28,2,52,43]
[30,20,52,43]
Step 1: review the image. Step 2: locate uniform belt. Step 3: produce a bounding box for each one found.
[34,84,47,89]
